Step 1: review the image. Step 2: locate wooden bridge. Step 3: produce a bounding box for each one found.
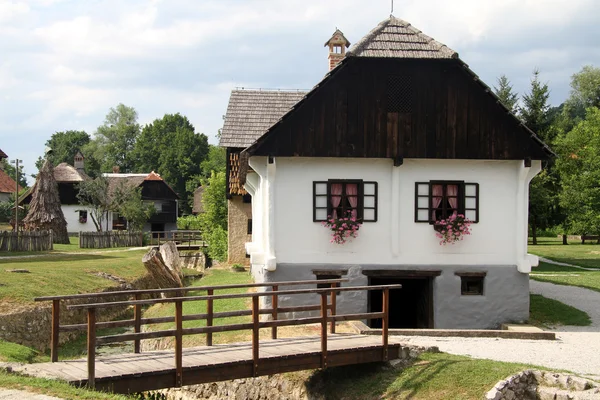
[31,280,401,394]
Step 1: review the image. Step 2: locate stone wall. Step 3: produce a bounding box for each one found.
[0,274,158,351]
[157,345,435,400]
[486,370,599,400]
[227,195,251,265]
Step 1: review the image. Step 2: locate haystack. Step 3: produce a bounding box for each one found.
[23,159,69,244]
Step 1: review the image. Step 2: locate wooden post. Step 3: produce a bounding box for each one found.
[87,308,96,389]
[320,293,328,369]
[382,288,389,361]
[252,295,259,377]
[330,283,337,334]
[51,300,60,362]
[271,285,278,339]
[134,293,141,353]
[206,289,213,346]
[175,300,183,387]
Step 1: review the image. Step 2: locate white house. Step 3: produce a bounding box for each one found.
[222,17,553,329]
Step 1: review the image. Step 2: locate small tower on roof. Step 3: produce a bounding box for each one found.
[324,29,350,71]
[74,150,84,173]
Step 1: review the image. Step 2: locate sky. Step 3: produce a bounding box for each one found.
[1,0,599,184]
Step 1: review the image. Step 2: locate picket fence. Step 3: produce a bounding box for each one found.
[79,231,143,249]
[0,230,53,252]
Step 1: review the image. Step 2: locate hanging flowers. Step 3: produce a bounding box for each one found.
[322,211,362,244]
[434,214,472,245]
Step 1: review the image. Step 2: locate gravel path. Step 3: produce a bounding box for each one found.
[400,280,600,380]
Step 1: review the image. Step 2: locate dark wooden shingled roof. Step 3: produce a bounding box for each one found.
[347,16,457,59]
[0,149,7,160]
[219,90,307,148]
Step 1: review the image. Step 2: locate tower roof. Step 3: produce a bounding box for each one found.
[348,16,457,59]
[324,29,351,47]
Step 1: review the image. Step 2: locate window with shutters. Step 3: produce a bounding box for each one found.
[415,181,479,223]
[313,180,378,222]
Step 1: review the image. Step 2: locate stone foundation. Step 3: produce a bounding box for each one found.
[0,274,158,351]
[486,370,599,400]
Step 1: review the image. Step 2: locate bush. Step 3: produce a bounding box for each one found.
[205,225,227,262]
[177,215,202,230]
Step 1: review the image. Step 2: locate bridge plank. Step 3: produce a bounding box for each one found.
[19,335,401,394]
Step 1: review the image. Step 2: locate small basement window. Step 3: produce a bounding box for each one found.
[247,219,252,235]
[456,272,486,296]
[313,269,348,292]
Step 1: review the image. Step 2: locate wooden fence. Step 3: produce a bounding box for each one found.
[79,231,143,249]
[0,230,53,252]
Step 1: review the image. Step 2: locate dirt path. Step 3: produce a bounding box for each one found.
[0,389,62,399]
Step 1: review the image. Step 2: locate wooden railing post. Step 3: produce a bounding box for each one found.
[87,307,96,389]
[252,296,259,377]
[382,288,389,361]
[330,283,337,334]
[271,285,278,339]
[206,289,213,346]
[51,299,60,362]
[134,293,141,353]
[175,300,183,387]
[320,293,328,369]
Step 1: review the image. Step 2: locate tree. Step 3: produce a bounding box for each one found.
[520,69,551,141]
[111,181,155,231]
[186,145,227,201]
[1,159,27,188]
[133,113,209,213]
[35,130,91,171]
[77,177,111,231]
[568,65,600,110]
[91,104,140,173]
[520,69,556,244]
[556,107,600,236]
[494,75,519,113]
[182,171,228,261]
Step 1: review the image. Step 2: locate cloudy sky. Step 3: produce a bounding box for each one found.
[1,0,599,183]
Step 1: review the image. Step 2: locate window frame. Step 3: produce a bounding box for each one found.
[415,181,479,223]
[313,180,378,223]
[455,272,486,296]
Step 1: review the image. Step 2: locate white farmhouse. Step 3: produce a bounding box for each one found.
[221,17,553,329]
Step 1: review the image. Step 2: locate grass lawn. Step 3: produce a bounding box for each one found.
[531,261,600,293]
[0,370,132,400]
[0,249,147,307]
[528,237,600,269]
[529,294,591,328]
[2,236,144,257]
[305,352,540,400]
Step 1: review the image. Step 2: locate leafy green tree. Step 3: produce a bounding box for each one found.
[556,107,600,236]
[1,159,27,188]
[77,177,111,231]
[35,130,91,171]
[133,113,209,213]
[186,145,227,201]
[197,171,228,261]
[494,75,519,113]
[568,65,600,109]
[91,104,140,173]
[111,181,155,231]
[520,69,556,244]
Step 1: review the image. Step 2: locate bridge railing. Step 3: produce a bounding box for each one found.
[34,279,348,362]
[38,281,401,389]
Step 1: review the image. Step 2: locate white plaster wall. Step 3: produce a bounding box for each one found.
[62,205,99,233]
[248,157,539,268]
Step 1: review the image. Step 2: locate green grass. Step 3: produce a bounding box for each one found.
[0,249,148,305]
[528,237,600,269]
[0,340,46,363]
[143,268,253,345]
[305,352,540,400]
[529,294,591,328]
[0,370,133,400]
[531,261,600,293]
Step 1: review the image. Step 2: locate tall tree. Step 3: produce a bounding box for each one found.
[493,75,519,113]
[186,145,227,198]
[77,177,112,232]
[91,104,140,173]
[133,113,209,213]
[556,107,600,236]
[520,69,555,244]
[568,65,600,110]
[198,171,228,261]
[35,130,91,171]
[520,69,551,141]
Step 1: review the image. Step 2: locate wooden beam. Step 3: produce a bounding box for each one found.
[175,301,183,387]
[320,293,328,369]
[51,300,59,362]
[393,156,403,167]
[134,293,141,354]
[206,289,213,346]
[87,308,96,389]
[271,285,278,339]
[252,296,259,377]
